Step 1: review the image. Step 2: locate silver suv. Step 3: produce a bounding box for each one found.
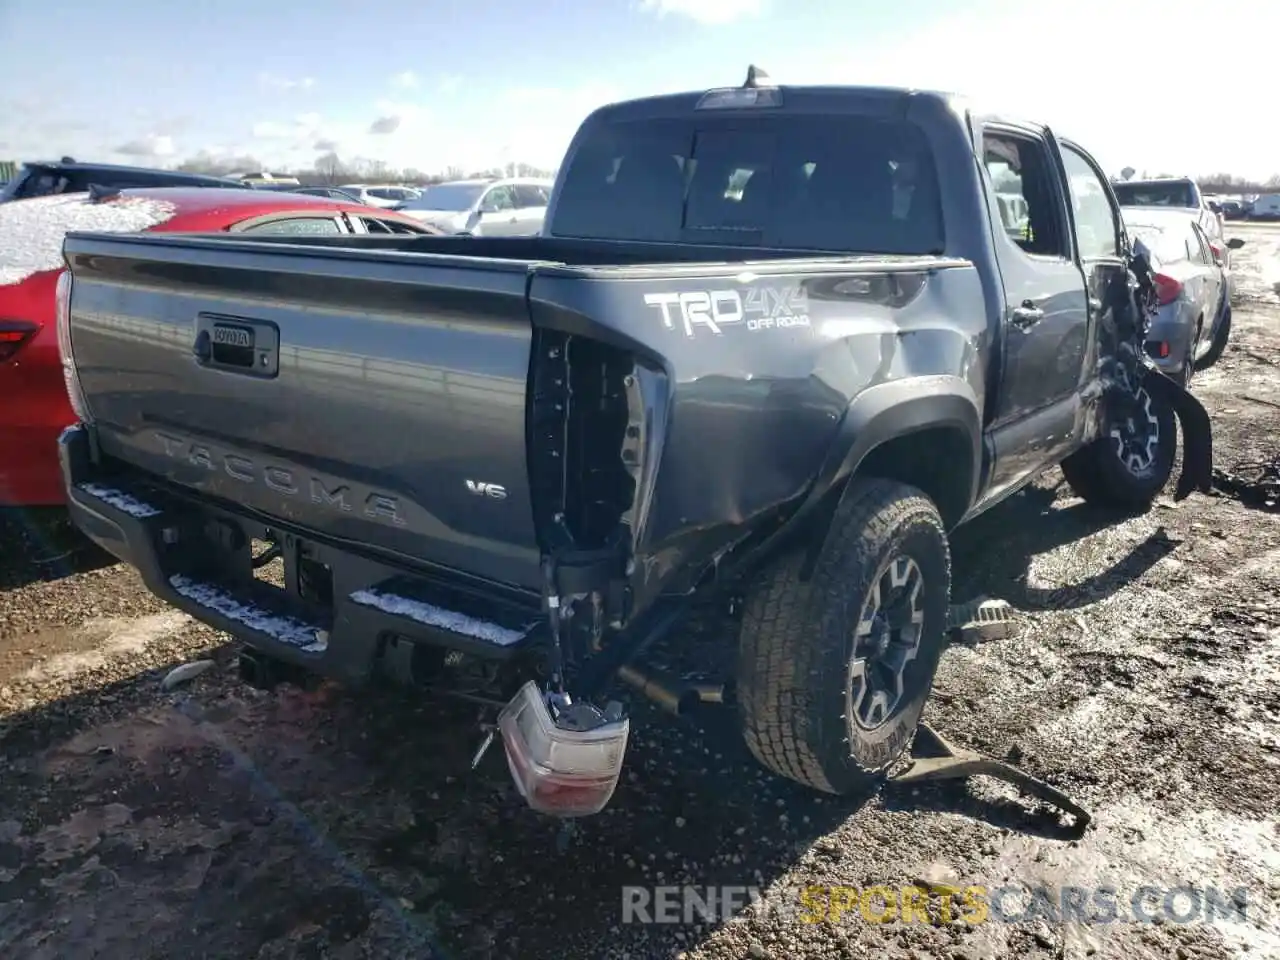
[394,177,553,236]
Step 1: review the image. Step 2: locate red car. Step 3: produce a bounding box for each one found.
[0,187,438,507]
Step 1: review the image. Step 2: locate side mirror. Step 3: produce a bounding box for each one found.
[1227,237,1245,250]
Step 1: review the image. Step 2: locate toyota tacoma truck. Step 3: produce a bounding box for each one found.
[55,68,1210,817]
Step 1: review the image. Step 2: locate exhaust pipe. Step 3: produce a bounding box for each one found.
[238,650,277,689]
[236,649,306,690]
[617,664,724,716]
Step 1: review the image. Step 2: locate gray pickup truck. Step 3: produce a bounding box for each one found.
[56,68,1209,817]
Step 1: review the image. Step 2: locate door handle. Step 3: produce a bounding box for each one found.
[1010,301,1045,328]
[1088,297,1103,312]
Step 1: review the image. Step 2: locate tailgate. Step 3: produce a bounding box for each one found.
[64,233,543,590]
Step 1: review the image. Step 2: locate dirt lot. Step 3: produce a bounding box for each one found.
[2,226,1279,960]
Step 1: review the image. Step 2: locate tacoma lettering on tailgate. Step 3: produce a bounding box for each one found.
[154,431,405,526]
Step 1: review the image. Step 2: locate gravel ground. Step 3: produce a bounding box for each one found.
[2,225,1279,960]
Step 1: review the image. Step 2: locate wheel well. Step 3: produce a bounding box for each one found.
[854,427,974,529]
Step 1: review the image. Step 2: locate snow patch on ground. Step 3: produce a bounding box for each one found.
[0,192,179,286]
[168,575,327,653]
[78,483,162,519]
[349,589,532,646]
[23,612,192,682]
[1227,227,1280,303]
[979,800,1280,957]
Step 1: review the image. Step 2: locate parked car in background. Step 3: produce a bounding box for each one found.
[244,183,367,203]
[1219,198,1247,220]
[0,158,241,203]
[239,172,300,188]
[1123,207,1243,384]
[1112,176,1230,267]
[337,184,421,208]
[393,177,553,235]
[291,186,366,202]
[1249,193,1280,221]
[0,187,439,507]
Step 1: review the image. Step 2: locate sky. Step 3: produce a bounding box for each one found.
[1,0,1277,180]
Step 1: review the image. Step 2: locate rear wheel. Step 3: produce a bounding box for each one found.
[1195,305,1232,371]
[1061,382,1176,510]
[736,478,951,795]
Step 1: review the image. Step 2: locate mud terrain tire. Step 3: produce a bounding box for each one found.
[736,478,951,795]
[1061,383,1176,510]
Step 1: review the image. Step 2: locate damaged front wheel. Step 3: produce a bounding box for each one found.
[1061,381,1177,510]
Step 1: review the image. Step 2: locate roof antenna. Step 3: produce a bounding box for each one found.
[743,65,771,88]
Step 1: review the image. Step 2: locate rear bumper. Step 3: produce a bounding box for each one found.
[1144,302,1193,376]
[60,425,544,685]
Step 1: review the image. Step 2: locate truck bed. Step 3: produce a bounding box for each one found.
[62,229,982,660]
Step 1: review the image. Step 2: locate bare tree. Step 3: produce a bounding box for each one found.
[314,151,349,185]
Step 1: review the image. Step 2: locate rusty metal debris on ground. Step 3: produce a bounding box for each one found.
[1212,455,1280,511]
[891,721,1092,830]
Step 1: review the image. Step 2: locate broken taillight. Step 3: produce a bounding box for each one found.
[1152,272,1183,307]
[498,681,629,818]
[55,269,92,422]
[0,319,38,362]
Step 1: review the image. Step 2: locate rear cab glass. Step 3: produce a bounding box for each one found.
[549,113,945,255]
[1112,180,1197,208]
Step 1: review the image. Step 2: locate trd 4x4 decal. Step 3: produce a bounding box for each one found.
[643,285,810,338]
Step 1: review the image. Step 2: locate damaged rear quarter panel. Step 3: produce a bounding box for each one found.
[528,259,989,602]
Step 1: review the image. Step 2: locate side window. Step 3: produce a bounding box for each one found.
[982,131,1067,258]
[366,188,395,201]
[14,169,68,198]
[1059,145,1120,259]
[513,184,549,207]
[481,185,516,211]
[360,216,421,235]
[241,217,344,236]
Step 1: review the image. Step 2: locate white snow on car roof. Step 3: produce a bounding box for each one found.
[0,191,178,286]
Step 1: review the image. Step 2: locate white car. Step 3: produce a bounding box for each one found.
[1250,193,1280,222]
[1112,176,1230,265]
[394,177,553,236]
[337,184,422,209]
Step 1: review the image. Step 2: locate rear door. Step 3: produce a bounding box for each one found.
[475,184,521,235]
[980,125,1091,495]
[511,183,550,235]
